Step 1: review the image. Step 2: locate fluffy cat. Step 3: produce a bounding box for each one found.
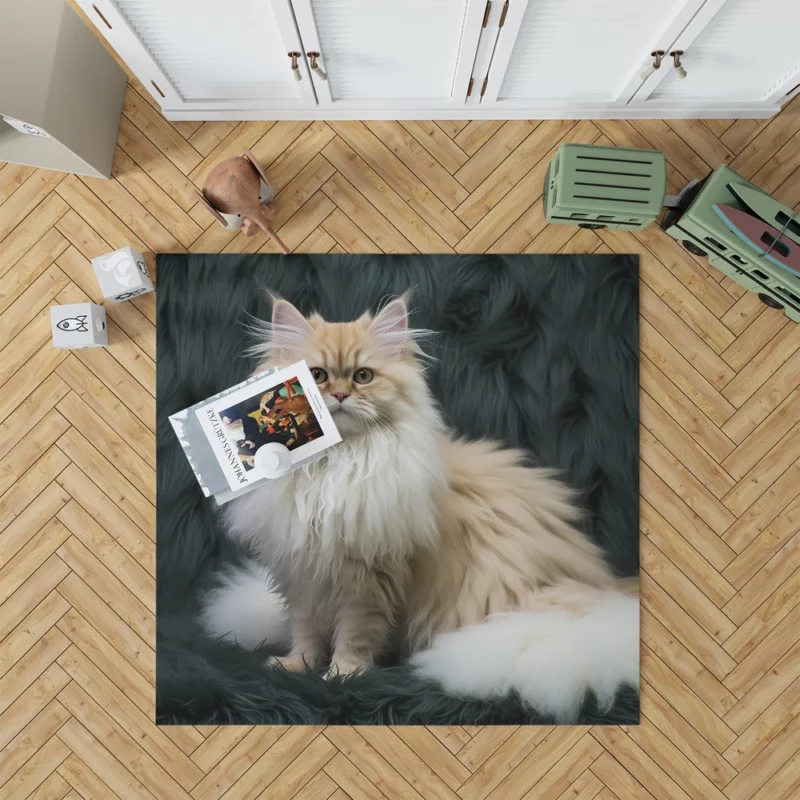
[207,296,639,720]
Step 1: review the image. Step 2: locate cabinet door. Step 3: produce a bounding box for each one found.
[76,0,316,112]
[480,0,704,108]
[289,0,486,109]
[637,0,800,106]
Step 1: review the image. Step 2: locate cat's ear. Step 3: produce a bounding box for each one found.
[369,296,412,354]
[270,298,313,350]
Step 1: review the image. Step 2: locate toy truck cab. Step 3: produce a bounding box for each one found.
[660,164,800,322]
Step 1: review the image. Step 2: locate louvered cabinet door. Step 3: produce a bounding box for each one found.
[479,0,704,109]
[289,0,486,109]
[634,0,800,108]
[76,0,316,112]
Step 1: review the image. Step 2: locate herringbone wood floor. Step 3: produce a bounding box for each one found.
[3,12,800,798]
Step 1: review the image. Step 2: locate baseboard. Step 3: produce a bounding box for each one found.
[162,103,780,122]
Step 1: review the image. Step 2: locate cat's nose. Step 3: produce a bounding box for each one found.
[333,392,350,404]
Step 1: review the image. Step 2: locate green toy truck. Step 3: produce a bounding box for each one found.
[544,142,800,322]
[660,164,800,323]
[544,143,667,232]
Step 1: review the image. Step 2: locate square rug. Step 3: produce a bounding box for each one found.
[156,253,639,725]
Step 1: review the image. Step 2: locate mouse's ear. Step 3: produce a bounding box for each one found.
[196,190,229,227]
[244,149,273,189]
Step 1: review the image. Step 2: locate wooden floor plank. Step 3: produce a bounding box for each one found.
[364,120,469,210]
[56,717,158,800]
[728,557,800,654]
[0,228,68,314]
[641,538,736,645]
[56,572,154,686]
[640,501,736,609]
[0,163,36,206]
[110,148,203,249]
[0,590,70,681]
[723,677,800,773]
[640,357,735,464]
[721,350,800,445]
[0,734,70,800]
[116,116,199,211]
[0,170,66,243]
[641,392,736,500]
[322,172,416,253]
[638,680,737,789]
[399,120,469,174]
[121,85,202,176]
[639,642,736,750]
[454,119,577,229]
[57,681,191,800]
[187,121,239,157]
[454,120,541,192]
[324,131,461,249]
[0,193,69,277]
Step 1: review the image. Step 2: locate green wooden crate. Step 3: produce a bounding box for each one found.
[544,143,667,231]
[661,164,800,323]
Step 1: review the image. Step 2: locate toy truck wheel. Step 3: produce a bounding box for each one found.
[682,240,707,257]
[758,293,784,310]
[578,223,606,229]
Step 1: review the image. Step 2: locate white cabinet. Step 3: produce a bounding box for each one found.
[76,0,800,120]
[478,0,704,107]
[83,0,317,111]
[290,0,485,108]
[635,0,800,106]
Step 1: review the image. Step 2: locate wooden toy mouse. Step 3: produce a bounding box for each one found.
[197,149,290,254]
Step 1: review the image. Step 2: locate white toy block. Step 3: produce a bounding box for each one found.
[51,303,108,349]
[91,246,154,302]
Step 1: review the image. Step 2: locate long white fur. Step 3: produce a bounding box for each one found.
[199,562,290,651]
[200,571,638,721]
[223,417,445,576]
[410,586,639,722]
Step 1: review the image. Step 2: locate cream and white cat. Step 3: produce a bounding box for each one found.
[203,296,639,721]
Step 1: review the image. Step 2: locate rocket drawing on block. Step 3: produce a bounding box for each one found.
[50,303,108,349]
[56,315,89,333]
[91,246,155,302]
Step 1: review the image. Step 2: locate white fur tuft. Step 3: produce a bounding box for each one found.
[200,562,290,651]
[410,588,639,722]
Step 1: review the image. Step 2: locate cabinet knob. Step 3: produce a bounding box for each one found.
[288,52,302,81]
[670,50,687,79]
[640,50,665,81]
[307,51,328,81]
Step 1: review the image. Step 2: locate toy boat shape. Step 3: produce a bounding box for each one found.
[713,204,800,277]
[725,183,800,246]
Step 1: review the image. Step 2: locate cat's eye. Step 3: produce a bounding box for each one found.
[311,368,328,384]
[353,368,374,384]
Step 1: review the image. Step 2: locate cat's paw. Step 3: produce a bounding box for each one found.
[266,653,309,672]
[325,656,370,678]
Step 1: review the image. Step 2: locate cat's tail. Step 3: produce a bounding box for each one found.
[410,582,639,722]
[199,562,290,650]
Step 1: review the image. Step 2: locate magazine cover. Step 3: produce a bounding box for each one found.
[170,360,341,502]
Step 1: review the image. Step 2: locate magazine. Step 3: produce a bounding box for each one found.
[170,360,341,504]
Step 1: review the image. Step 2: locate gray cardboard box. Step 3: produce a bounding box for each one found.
[51,303,108,349]
[0,0,126,178]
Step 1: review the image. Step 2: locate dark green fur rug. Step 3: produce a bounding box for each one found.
[156,253,640,725]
